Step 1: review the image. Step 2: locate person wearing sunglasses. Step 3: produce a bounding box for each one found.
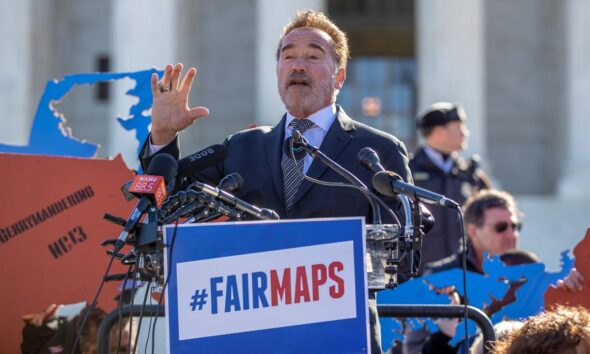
[410,102,492,272]
[403,189,526,354]
[425,189,521,276]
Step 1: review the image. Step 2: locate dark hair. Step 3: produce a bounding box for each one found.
[463,189,519,227]
[21,306,107,354]
[420,125,435,138]
[493,305,590,354]
[76,307,107,353]
[276,10,349,70]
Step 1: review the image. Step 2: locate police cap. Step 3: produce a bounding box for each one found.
[417,102,466,130]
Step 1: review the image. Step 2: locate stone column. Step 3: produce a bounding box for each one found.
[559,0,590,198]
[416,0,486,160]
[255,0,325,125]
[0,0,32,146]
[110,0,177,169]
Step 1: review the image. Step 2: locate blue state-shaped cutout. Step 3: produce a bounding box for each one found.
[377,251,574,350]
[0,69,162,160]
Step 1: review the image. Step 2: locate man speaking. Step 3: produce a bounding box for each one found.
[141,10,413,353]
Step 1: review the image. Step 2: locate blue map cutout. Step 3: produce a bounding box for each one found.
[377,251,574,350]
[0,69,162,161]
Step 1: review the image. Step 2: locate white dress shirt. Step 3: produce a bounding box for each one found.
[284,104,336,174]
[423,145,455,175]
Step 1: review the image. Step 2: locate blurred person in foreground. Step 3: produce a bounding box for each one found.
[410,102,491,270]
[21,303,137,354]
[21,304,107,354]
[468,320,524,354]
[492,305,590,354]
[141,10,415,354]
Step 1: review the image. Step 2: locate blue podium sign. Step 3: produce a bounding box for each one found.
[163,217,369,354]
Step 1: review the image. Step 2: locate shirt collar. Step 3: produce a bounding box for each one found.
[424,145,456,173]
[284,104,336,136]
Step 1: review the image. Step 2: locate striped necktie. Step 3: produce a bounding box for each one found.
[281,119,315,212]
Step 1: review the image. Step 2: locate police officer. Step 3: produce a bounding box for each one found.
[410,102,491,271]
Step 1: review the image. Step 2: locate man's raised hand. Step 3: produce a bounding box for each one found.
[150,63,210,145]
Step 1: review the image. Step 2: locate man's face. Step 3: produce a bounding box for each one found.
[441,121,469,152]
[469,207,519,256]
[277,27,345,118]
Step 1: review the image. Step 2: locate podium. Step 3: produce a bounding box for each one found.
[163,217,370,354]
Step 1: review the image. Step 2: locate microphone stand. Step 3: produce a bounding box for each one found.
[160,189,245,223]
[357,147,427,288]
[292,131,382,225]
[292,132,414,289]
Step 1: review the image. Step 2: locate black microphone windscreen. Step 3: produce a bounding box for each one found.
[147,153,178,185]
[283,137,307,160]
[178,144,228,178]
[419,203,435,234]
[372,171,401,197]
[358,147,381,172]
[218,173,244,193]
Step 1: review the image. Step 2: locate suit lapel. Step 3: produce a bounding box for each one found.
[291,107,355,206]
[263,115,287,215]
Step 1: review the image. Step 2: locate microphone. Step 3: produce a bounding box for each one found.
[359,146,455,210]
[217,173,244,193]
[177,144,228,178]
[283,136,307,160]
[358,148,439,281]
[114,153,178,252]
[358,146,435,229]
[192,182,279,220]
[372,171,459,208]
[358,147,385,174]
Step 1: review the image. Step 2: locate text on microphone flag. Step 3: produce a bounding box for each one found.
[128,174,167,208]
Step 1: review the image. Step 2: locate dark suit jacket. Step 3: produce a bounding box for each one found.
[141,106,412,222]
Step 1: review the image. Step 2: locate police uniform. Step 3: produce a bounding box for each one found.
[410,103,491,271]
